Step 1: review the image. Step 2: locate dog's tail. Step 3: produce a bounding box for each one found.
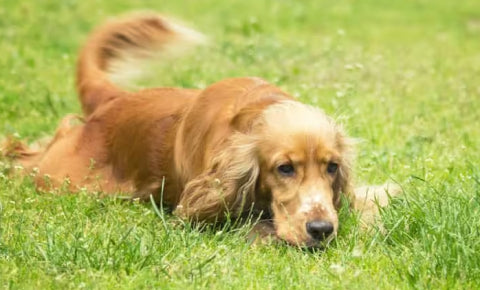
[76,12,206,116]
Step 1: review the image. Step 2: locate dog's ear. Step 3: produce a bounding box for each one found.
[175,133,259,222]
[333,160,353,209]
[333,134,355,209]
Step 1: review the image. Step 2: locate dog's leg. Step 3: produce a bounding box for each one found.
[1,136,42,171]
[353,182,402,226]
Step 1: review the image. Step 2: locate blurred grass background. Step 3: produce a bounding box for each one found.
[1,0,480,289]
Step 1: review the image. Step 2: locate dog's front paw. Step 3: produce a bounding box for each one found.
[353,182,402,226]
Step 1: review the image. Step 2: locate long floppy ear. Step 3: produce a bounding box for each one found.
[174,133,259,222]
[333,132,356,210]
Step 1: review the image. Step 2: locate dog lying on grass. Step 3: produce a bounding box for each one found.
[2,12,399,247]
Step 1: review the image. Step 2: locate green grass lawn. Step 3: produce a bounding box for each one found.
[1,0,480,289]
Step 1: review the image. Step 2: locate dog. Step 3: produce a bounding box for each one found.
[2,13,399,247]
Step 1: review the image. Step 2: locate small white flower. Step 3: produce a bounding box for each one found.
[330,264,345,274]
[352,247,363,258]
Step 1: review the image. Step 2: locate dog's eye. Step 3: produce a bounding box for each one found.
[327,162,338,174]
[277,164,295,177]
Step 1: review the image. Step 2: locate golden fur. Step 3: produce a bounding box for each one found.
[2,13,399,247]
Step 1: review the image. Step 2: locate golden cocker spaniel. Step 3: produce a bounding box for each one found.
[3,13,398,247]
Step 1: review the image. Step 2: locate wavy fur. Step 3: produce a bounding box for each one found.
[4,12,399,247]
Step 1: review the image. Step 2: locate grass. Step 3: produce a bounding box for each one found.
[1,0,480,289]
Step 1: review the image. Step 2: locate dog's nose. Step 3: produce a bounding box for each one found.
[306,220,334,240]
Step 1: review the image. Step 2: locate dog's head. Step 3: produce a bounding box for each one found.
[176,99,353,247]
[252,101,353,247]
